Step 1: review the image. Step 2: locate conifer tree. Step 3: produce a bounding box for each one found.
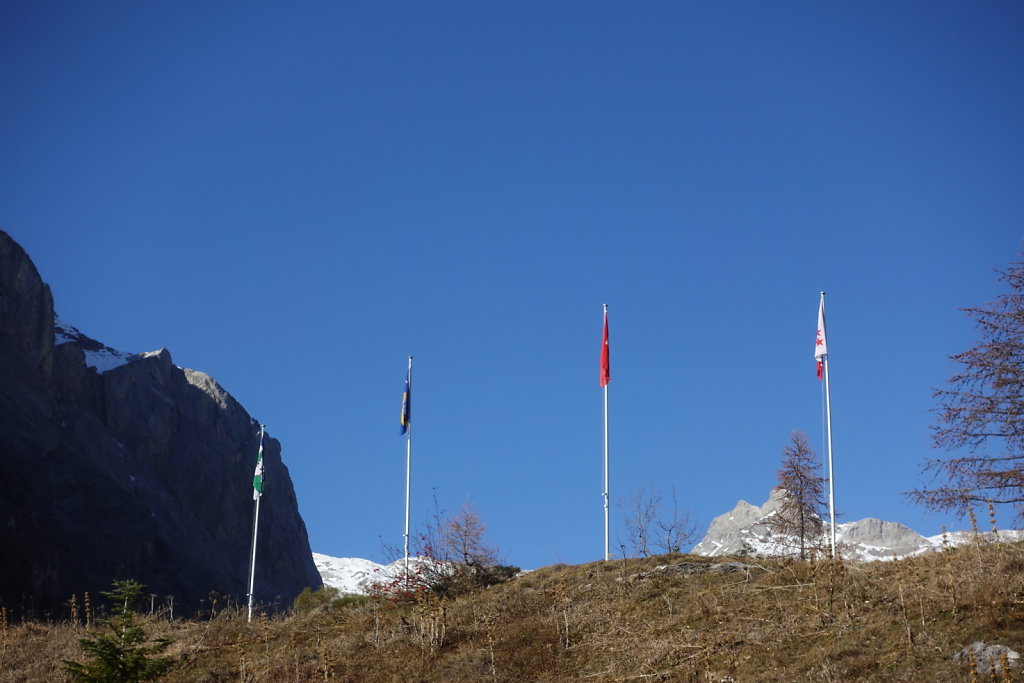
[769,431,827,560]
[63,579,173,682]
[442,502,500,587]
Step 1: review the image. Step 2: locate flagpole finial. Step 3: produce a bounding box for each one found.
[603,303,608,311]
[819,291,826,296]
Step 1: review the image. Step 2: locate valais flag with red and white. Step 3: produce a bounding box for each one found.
[815,295,828,380]
[600,309,610,387]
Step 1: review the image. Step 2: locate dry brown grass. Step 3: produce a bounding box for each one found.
[3,540,1024,681]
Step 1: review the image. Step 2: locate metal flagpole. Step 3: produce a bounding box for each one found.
[602,304,610,562]
[247,424,265,622]
[819,292,837,559]
[403,356,413,580]
[604,380,610,561]
[247,498,261,621]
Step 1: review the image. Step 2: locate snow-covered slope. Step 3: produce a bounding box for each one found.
[312,554,448,594]
[312,554,387,594]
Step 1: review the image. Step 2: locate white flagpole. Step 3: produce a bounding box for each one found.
[819,292,837,559]
[604,381,610,561]
[403,356,413,580]
[247,424,264,622]
[602,304,610,562]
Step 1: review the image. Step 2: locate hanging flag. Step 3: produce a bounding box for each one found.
[815,294,828,380]
[252,429,265,501]
[400,369,411,434]
[600,308,610,387]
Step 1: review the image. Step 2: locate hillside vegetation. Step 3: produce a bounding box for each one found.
[3,539,1024,681]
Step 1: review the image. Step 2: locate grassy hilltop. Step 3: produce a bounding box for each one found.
[3,539,1024,681]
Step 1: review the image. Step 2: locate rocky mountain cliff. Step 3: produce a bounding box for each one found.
[0,230,321,617]
[693,488,1024,560]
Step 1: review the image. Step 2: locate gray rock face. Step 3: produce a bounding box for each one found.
[954,642,1020,675]
[838,517,927,558]
[623,561,757,583]
[0,232,54,376]
[693,489,936,561]
[0,229,321,617]
[692,488,790,557]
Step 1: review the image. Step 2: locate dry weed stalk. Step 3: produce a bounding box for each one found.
[67,594,79,626]
[553,575,572,649]
[824,559,842,623]
[414,589,446,652]
[238,654,255,682]
[371,598,382,647]
[315,627,333,680]
[989,502,1001,541]
[968,649,979,683]
[484,613,498,681]
[698,629,713,678]
[940,529,960,617]
[0,606,7,663]
[896,579,914,649]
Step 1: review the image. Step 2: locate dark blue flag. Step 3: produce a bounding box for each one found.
[400,371,411,435]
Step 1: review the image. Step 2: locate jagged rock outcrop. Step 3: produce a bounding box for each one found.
[0,229,321,617]
[692,488,791,557]
[693,489,1024,561]
[838,517,929,558]
[694,488,934,560]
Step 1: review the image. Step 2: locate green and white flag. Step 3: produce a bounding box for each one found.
[252,427,265,500]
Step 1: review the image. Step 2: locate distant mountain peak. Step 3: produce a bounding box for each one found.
[694,490,1024,561]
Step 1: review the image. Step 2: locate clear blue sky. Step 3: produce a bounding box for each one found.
[3,2,1023,569]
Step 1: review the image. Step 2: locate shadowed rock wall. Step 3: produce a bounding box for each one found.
[0,230,321,617]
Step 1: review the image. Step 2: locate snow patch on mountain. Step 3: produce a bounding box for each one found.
[54,318,139,372]
[312,554,387,594]
[313,554,450,595]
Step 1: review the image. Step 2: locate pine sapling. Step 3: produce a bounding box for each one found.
[62,579,173,682]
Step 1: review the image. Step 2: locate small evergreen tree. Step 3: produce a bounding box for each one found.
[63,579,173,682]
